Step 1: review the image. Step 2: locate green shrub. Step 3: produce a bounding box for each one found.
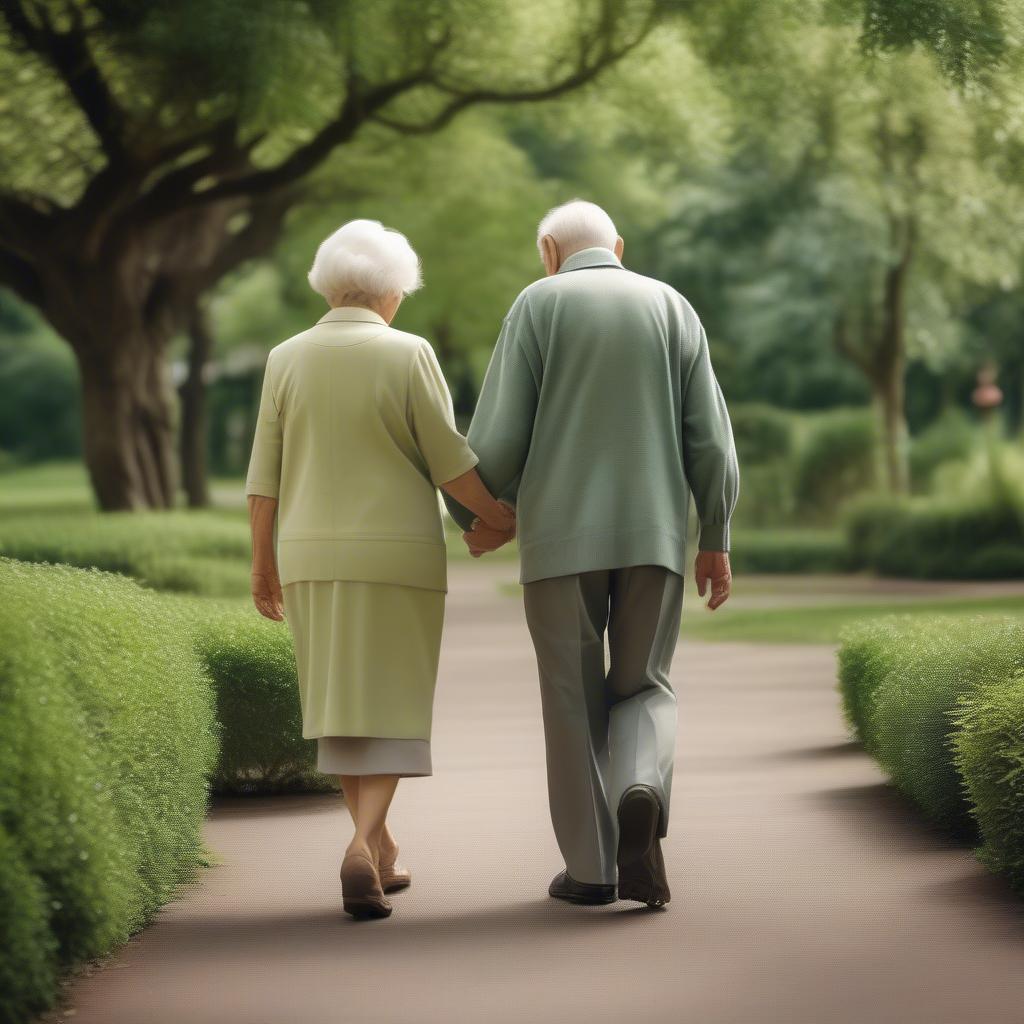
[838,617,1024,841]
[908,409,976,492]
[954,673,1024,893]
[836,619,909,751]
[844,491,1024,580]
[729,403,795,466]
[794,408,878,522]
[0,510,251,596]
[729,529,849,574]
[0,559,218,1023]
[183,602,336,795]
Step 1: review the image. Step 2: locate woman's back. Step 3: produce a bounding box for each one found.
[246,306,479,592]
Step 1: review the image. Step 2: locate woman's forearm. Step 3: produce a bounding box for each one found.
[248,494,279,574]
[439,468,513,530]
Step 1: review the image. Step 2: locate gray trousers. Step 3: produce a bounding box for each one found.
[523,565,684,885]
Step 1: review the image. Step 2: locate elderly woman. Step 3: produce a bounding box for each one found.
[245,219,513,920]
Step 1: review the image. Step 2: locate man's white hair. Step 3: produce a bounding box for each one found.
[308,219,422,304]
[536,199,618,260]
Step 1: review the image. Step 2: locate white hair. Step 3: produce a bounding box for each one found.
[536,199,618,260]
[308,219,422,304]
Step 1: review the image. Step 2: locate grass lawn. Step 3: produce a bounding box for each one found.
[680,592,1024,644]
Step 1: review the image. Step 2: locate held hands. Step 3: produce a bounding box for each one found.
[251,568,285,621]
[463,500,516,557]
[695,551,732,611]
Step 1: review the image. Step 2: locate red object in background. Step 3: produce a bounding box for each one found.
[972,364,1004,410]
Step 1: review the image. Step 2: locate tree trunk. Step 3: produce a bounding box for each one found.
[180,305,213,508]
[75,338,178,511]
[872,366,909,495]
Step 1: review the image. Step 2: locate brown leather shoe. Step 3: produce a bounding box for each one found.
[340,851,392,920]
[378,848,412,894]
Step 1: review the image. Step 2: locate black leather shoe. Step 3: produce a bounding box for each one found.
[548,870,616,905]
[616,785,671,907]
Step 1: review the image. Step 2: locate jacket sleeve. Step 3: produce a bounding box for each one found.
[245,354,283,499]
[442,293,540,530]
[408,341,480,487]
[681,324,740,551]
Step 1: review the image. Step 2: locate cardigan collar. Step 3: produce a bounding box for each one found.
[557,246,623,274]
[316,306,388,326]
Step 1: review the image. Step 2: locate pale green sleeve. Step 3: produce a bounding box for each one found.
[408,341,479,486]
[442,293,540,530]
[682,325,740,551]
[245,354,283,499]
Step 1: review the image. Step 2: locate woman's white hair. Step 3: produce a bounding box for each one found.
[308,219,422,304]
[536,199,617,259]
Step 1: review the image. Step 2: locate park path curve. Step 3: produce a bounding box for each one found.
[50,563,1024,1024]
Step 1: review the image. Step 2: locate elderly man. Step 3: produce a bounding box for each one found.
[444,200,739,908]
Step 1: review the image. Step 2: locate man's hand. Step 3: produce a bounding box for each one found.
[695,551,732,611]
[252,569,285,621]
[463,502,516,557]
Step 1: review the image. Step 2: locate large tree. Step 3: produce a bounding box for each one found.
[0,0,663,509]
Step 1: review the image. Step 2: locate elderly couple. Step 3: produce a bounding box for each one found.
[246,200,739,920]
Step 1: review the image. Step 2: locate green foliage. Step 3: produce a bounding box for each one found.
[728,528,849,574]
[185,603,336,794]
[836,619,907,749]
[0,325,80,464]
[954,673,1024,893]
[0,558,217,1022]
[0,509,252,595]
[729,403,795,465]
[845,485,1024,579]
[908,407,977,491]
[793,409,878,521]
[838,616,1024,845]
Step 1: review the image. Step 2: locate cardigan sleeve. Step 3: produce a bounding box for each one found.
[245,353,283,499]
[681,324,740,551]
[408,341,480,487]
[442,292,540,530]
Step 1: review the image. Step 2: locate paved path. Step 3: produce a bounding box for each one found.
[53,565,1024,1024]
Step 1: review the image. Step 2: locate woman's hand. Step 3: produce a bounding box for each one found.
[481,499,516,535]
[251,569,285,621]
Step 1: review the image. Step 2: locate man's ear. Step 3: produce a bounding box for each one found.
[613,236,624,261]
[541,235,560,276]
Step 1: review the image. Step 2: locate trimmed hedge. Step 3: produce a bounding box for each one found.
[185,603,336,794]
[0,510,251,596]
[845,491,1024,580]
[0,559,218,1023]
[954,673,1024,893]
[729,529,850,574]
[838,617,1024,886]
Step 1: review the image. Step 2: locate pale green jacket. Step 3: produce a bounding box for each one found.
[444,247,739,584]
[245,307,478,592]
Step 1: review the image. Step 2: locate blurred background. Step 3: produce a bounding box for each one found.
[1,0,1023,610]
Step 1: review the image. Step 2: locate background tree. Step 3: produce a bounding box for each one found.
[0,0,662,509]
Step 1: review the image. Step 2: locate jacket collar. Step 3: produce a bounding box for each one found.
[557,246,623,274]
[316,306,388,326]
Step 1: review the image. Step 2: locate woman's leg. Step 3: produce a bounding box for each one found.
[345,774,400,862]
[340,775,400,864]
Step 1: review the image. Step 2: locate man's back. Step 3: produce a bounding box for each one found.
[450,246,738,585]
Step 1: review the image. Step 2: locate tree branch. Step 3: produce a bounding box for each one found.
[1,0,128,159]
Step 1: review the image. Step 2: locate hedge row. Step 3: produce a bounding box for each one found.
[0,561,329,1023]
[845,488,1024,580]
[838,616,1024,887]
[0,559,217,1023]
[0,510,252,596]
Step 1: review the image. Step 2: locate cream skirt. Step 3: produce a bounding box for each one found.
[282,579,445,778]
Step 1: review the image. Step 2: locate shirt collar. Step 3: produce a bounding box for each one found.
[557,246,623,274]
[316,306,388,326]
